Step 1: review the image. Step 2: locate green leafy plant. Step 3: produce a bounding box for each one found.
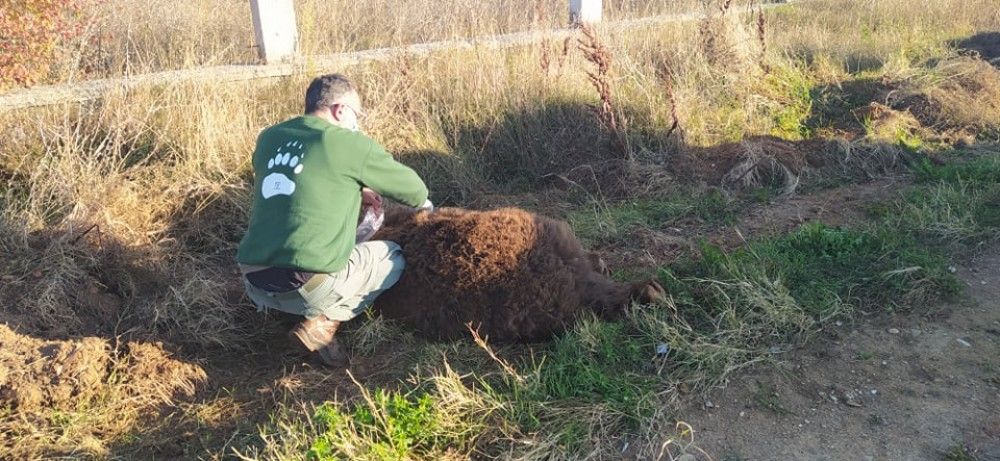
[309,391,444,461]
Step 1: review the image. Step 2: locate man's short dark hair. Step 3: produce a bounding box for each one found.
[304,74,356,113]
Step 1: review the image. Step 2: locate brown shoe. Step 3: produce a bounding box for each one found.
[289,317,350,368]
[289,317,339,352]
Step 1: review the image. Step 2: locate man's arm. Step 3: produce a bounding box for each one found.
[359,144,429,208]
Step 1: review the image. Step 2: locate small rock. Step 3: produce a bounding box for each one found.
[676,455,697,461]
[888,328,900,334]
[870,389,877,395]
[910,329,922,337]
[739,411,746,417]
[704,400,715,409]
[982,280,988,285]
[956,338,972,347]
[844,390,863,407]
[948,266,957,273]
[835,321,843,327]
[656,343,670,356]
[768,345,782,354]
[881,360,888,366]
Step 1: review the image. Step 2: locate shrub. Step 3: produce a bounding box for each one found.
[0,0,93,89]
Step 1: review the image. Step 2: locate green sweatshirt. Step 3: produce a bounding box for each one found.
[237,115,428,273]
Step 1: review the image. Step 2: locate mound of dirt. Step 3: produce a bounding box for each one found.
[0,326,109,410]
[676,136,833,194]
[0,324,205,411]
[118,341,206,404]
[372,207,665,341]
[888,57,1000,139]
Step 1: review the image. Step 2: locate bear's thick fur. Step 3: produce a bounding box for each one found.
[371,207,665,342]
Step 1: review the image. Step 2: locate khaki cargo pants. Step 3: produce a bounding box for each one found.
[243,241,405,321]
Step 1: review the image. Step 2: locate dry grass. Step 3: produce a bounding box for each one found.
[42,0,707,83]
[2,0,1000,458]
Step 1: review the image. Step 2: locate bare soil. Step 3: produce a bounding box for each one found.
[0,324,206,418]
[679,247,1000,461]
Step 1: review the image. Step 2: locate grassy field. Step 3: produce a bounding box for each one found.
[40,0,704,82]
[2,0,1000,459]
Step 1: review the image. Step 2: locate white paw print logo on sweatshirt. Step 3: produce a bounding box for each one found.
[262,140,305,199]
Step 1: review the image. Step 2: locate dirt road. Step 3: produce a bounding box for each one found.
[682,248,1000,460]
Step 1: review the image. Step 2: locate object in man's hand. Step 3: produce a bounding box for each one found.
[356,204,384,243]
[357,188,385,243]
[361,187,383,212]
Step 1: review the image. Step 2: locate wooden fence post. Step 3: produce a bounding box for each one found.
[250,0,299,64]
[570,0,602,24]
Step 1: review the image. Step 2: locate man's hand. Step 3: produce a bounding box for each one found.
[361,187,383,213]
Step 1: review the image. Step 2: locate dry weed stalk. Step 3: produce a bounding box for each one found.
[540,38,552,73]
[656,60,682,141]
[531,0,546,27]
[578,23,628,158]
[698,0,761,74]
[698,0,733,66]
[752,0,770,73]
[539,36,572,77]
[467,323,524,383]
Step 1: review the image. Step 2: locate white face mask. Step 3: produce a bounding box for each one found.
[348,119,362,133]
[341,103,364,132]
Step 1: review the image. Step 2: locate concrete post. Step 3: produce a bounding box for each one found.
[250,0,299,64]
[570,0,603,24]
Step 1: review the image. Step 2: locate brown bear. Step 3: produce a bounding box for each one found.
[371,207,666,342]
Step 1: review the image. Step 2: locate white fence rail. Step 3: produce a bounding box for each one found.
[0,1,793,112]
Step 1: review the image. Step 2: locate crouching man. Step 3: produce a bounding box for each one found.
[237,73,432,367]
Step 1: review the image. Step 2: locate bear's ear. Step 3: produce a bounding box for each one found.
[631,280,667,305]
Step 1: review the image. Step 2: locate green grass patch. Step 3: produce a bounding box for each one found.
[629,222,959,390]
[669,223,958,318]
[760,64,815,140]
[304,368,502,461]
[518,318,658,424]
[309,391,441,461]
[569,189,734,246]
[898,151,1000,246]
[914,153,1000,184]
[944,444,980,461]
